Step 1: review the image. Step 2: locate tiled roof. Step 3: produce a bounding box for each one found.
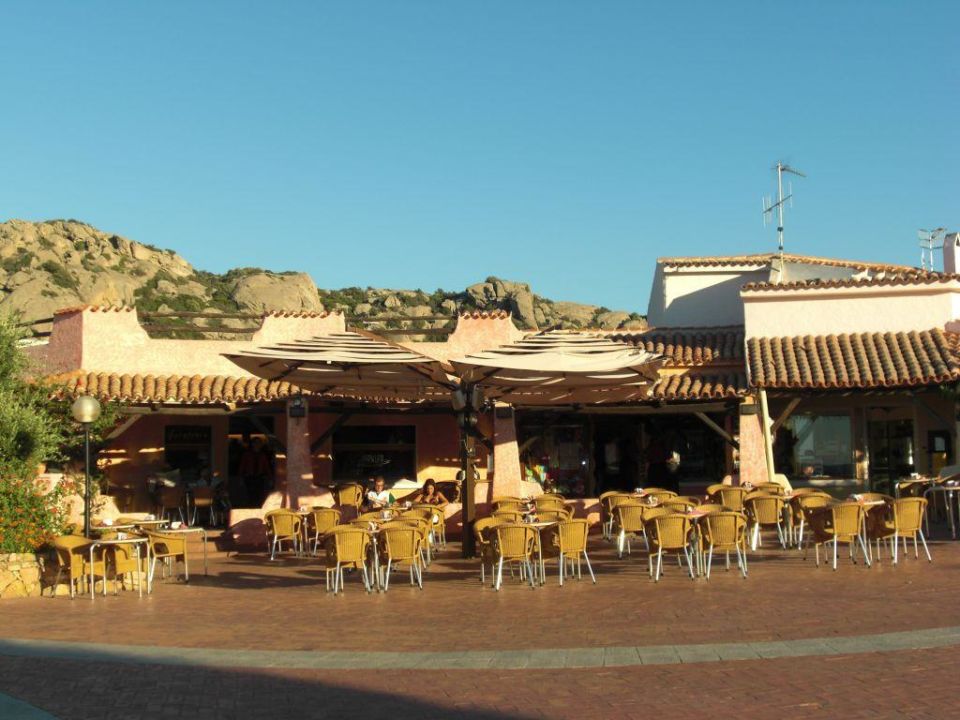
[262,310,340,318]
[649,372,747,400]
[607,326,744,367]
[458,310,511,319]
[741,271,960,292]
[54,305,135,316]
[51,372,302,404]
[747,329,960,389]
[659,252,914,273]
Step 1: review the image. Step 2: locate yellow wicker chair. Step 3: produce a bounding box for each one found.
[541,519,596,585]
[308,507,341,554]
[709,486,748,512]
[696,503,730,515]
[536,497,567,512]
[701,511,748,578]
[600,492,635,540]
[323,526,371,594]
[643,488,678,504]
[877,497,931,564]
[793,492,832,549]
[744,492,786,550]
[155,485,186,524]
[646,513,695,582]
[613,501,647,558]
[661,497,699,513]
[493,499,526,513]
[492,509,524,523]
[379,524,423,590]
[753,482,786,496]
[264,509,303,560]
[539,492,566,502]
[493,524,538,590]
[804,502,870,570]
[52,535,106,599]
[401,516,434,567]
[145,531,189,583]
[473,517,503,585]
[190,486,217,527]
[535,509,571,523]
[335,483,364,517]
[107,539,147,595]
[705,483,730,497]
[413,504,447,547]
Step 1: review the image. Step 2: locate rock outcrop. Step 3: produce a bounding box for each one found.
[1,219,646,333]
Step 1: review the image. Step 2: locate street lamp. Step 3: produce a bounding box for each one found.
[71,395,102,537]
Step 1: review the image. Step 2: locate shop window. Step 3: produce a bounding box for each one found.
[332,425,416,483]
[781,414,854,480]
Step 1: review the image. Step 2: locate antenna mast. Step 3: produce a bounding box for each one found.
[762,161,806,258]
[918,228,946,271]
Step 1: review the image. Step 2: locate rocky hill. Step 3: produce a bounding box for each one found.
[0,219,646,334]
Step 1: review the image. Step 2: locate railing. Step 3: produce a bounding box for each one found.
[138,311,263,337]
[345,314,455,338]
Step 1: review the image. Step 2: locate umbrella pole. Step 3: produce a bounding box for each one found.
[460,388,478,559]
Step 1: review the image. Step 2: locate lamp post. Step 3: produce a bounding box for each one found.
[71,395,102,538]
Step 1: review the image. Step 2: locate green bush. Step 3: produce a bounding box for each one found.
[0,316,114,552]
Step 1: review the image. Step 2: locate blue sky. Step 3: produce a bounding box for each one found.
[1,2,957,313]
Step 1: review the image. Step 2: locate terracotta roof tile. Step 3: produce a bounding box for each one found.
[742,271,960,292]
[608,326,744,367]
[262,310,340,318]
[50,372,302,404]
[747,329,960,389]
[659,252,915,272]
[649,371,748,400]
[458,310,511,319]
[53,305,135,316]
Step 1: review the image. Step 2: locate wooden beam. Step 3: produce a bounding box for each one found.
[770,397,802,436]
[248,414,286,454]
[310,411,354,454]
[758,389,776,481]
[105,415,141,440]
[140,311,262,320]
[139,324,256,335]
[694,412,739,449]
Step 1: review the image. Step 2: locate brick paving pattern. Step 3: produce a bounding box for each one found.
[1,530,959,718]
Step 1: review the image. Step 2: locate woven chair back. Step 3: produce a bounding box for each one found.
[328,527,369,564]
[536,497,566,512]
[311,508,341,535]
[705,483,728,496]
[494,499,525,512]
[746,493,784,524]
[711,486,747,511]
[265,510,301,538]
[893,497,927,534]
[661,498,695,513]
[830,503,864,539]
[703,511,745,548]
[649,514,691,551]
[495,524,536,561]
[753,482,785,495]
[382,525,420,562]
[492,509,523,523]
[643,489,678,503]
[536,509,569,523]
[336,484,364,509]
[615,502,647,533]
[556,519,589,555]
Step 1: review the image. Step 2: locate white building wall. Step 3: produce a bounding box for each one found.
[743,286,960,338]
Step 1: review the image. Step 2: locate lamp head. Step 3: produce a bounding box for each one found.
[71,395,102,424]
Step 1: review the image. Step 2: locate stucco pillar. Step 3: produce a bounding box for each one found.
[284,398,314,507]
[738,398,770,485]
[492,405,523,499]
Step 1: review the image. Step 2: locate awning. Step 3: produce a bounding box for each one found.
[223,332,453,400]
[450,332,666,405]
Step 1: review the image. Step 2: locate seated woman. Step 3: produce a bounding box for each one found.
[412,479,449,506]
[365,475,393,510]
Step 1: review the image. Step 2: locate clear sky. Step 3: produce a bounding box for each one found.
[1,2,956,313]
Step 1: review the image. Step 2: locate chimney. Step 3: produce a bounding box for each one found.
[944,232,960,275]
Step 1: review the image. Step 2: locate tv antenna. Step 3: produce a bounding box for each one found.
[762,161,806,257]
[918,227,946,271]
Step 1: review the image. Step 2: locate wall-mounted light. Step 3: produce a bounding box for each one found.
[288,395,307,418]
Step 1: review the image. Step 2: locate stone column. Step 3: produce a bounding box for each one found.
[492,405,523,499]
[284,397,314,507]
[738,397,770,485]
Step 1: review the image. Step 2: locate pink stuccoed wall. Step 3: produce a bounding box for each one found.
[737,403,770,486]
[25,306,346,378]
[402,313,523,362]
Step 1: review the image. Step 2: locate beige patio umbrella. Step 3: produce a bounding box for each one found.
[223,331,454,399]
[450,331,666,405]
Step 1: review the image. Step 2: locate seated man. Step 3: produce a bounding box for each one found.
[366,475,393,510]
